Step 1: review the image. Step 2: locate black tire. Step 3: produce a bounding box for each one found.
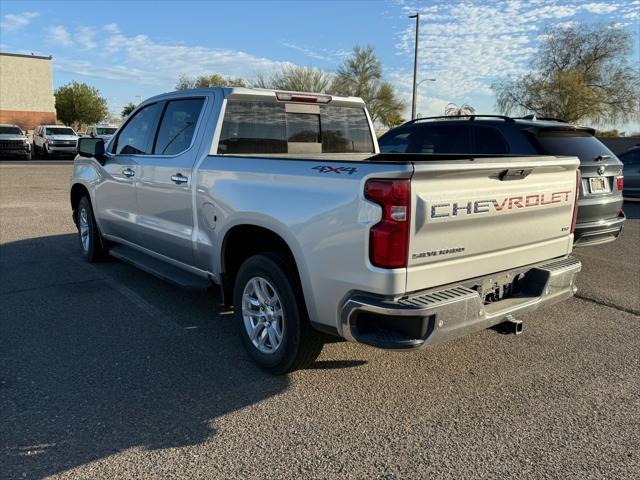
[233,252,324,374]
[76,196,108,262]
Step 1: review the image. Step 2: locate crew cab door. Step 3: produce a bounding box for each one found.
[134,97,206,266]
[95,102,163,242]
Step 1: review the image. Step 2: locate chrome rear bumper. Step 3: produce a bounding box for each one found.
[340,256,581,350]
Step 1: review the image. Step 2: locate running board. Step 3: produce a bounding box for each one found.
[109,245,212,290]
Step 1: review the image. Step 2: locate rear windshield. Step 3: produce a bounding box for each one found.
[45,127,76,136]
[96,127,117,135]
[534,130,615,163]
[0,126,22,135]
[217,100,374,154]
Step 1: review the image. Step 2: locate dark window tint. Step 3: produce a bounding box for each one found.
[534,130,615,164]
[474,126,509,154]
[619,150,639,166]
[114,102,162,155]
[45,127,75,136]
[0,126,22,134]
[287,113,320,143]
[218,101,375,154]
[320,106,374,153]
[218,101,287,154]
[96,127,117,135]
[154,98,204,155]
[379,124,471,154]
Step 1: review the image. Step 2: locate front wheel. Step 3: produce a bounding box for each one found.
[233,253,324,374]
[76,196,108,262]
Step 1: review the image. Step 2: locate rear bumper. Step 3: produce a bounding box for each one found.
[574,211,625,247]
[340,256,581,350]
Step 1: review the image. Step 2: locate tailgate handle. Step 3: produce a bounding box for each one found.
[498,168,532,181]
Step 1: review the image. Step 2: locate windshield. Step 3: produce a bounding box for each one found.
[96,127,117,135]
[45,127,76,136]
[0,126,23,135]
[534,130,616,163]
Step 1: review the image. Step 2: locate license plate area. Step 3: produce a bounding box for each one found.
[589,177,608,194]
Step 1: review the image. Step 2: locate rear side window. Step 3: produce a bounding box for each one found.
[473,126,510,154]
[114,102,163,155]
[154,98,205,155]
[217,100,374,154]
[379,124,471,154]
[533,130,615,164]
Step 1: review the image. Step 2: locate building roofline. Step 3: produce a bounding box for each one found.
[0,51,52,60]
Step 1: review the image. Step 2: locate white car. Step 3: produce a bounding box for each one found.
[84,125,118,145]
[33,125,79,158]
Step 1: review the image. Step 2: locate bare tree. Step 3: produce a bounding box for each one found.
[493,24,640,124]
[175,73,246,90]
[251,65,333,93]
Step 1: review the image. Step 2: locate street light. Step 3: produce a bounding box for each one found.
[414,78,436,119]
[409,13,420,120]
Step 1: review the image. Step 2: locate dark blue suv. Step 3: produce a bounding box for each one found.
[378,115,625,246]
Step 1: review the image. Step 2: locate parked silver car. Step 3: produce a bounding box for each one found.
[84,125,118,145]
[33,125,79,158]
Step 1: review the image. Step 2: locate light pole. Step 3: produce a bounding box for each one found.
[415,78,436,119]
[409,12,420,120]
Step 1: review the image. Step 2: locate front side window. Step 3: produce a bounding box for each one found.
[45,127,76,136]
[114,102,162,155]
[154,98,205,155]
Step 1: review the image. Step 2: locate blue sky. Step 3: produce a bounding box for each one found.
[1,0,639,130]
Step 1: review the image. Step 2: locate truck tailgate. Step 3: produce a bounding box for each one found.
[406,156,579,292]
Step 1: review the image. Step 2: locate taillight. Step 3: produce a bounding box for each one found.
[364,179,411,268]
[570,170,581,234]
[617,176,624,191]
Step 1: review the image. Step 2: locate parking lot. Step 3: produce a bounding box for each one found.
[1,160,638,479]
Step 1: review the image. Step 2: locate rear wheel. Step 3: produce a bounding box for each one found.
[76,196,108,262]
[233,253,324,374]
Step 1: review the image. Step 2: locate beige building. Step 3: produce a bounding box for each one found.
[0,52,56,130]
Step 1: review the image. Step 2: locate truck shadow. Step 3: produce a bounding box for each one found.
[0,234,288,479]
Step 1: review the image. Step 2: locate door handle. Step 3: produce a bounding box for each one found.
[171,173,188,184]
[122,168,135,177]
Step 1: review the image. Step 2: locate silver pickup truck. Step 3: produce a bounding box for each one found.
[70,87,582,373]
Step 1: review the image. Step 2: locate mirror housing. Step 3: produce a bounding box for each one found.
[78,137,106,164]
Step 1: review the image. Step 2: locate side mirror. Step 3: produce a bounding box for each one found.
[78,137,106,163]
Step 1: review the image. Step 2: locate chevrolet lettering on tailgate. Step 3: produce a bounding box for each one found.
[429,189,573,221]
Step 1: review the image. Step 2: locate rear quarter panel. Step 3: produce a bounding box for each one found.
[194,156,412,329]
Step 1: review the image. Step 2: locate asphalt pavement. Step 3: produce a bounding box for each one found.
[1,161,639,479]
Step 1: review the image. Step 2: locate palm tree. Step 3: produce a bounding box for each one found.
[444,103,476,116]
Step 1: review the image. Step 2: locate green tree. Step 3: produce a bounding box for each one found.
[444,103,476,116]
[493,24,640,124]
[251,65,333,93]
[332,46,405,128]
[121,102,136,118]
[175,73,246,90]
[54,81,109,131]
